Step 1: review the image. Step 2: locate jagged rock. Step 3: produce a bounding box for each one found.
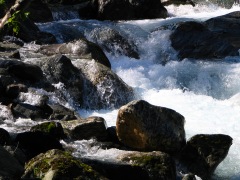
[22,149,106,179]
[170,21,238,60]
[89,27,139,59]
[14,131,63,160]
[116,100,186,154]
[30,121,66,140]
[0,128,11,146]
[39,39,111,68]
[178,134,233,180]
[94,0,168,20]
[40,54,84,105]
[61,116,108,141]
[0,145,24,179]
[73,59,134,109]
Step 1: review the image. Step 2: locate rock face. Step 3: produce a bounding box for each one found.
[61,116,108,141]
[170,21,238,60]
[116,100,186,154]
[0,145,24,179]
[22,149,106,179]
[178,134,233,180]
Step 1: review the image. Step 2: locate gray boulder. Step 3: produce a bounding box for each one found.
[116,100,186,154]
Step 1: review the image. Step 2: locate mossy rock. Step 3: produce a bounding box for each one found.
[22,149,107,179]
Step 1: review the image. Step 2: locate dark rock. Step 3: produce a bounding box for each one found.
[0,128,11,146]
[0,145,24,179]
[10,102,53,120]
[49,104,78,121]
[41,54,84,106]
[162,0,195,6]
[74,59,134,109]
[89,27,139,59]
[116,100,186,154]
[95,0,168,20]
[182,173,197,180]
[22,149,106,179]
[6,83,27,99]
[106,126,120,144]
[26,0,53,22]
[14,131,63,160]
[61,116,108,141]
[170,21,239,60]
[178,134,233,180]
[0,59,44,82]
[40,39,111,68]
[4,145,27,166]
[30,121,66,140]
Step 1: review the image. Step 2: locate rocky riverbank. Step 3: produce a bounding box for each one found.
[0,0,237,179]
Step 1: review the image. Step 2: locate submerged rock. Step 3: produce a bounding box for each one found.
[178,134,233,180]
[61,116,108,141]
[22,149,106,179]
[116,100,186,154]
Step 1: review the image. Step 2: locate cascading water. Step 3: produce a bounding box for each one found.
[1,1,240,179]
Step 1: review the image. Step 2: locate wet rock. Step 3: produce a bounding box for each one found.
[170,21,238,60]
[178,134,233,180]
[30,122,66,140]
[4,145,27,166]
[89,27,139,59]
[95,0,168,20]
[49,104,78,121]
[73,59,134,109]
[22,149,106,180]
[116,100,186,154]
[182,173,197,180]
[39,39,111,68]
[0,145,24,179]
[10,102,53,120]
[61,116,108,141]
[14,131,63,160]
[41,54,84,105]
[6,83,27,99]
[0,59,44,82]
[162,0,195,6]
[0,128,11,146]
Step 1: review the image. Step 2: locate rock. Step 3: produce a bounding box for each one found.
[6,83,27,99]
[95,0,168,20]
[14,131,63,160]
[0,145,24,179]
[73,59,134,109]
[182,173,197,180]
[61,116,108,141]
[116,100,186,154]
[49,104,78,121]
[178,134,233,180]
[0,59,44,82]
[39,39,111,68]
[10,102,53,120]
[30,122,66,140]
[82,151,176,179]
[89,27,139,59]
[4,145,27,166]
[41,54,84,105]
[22,149,106,179]
[0,128,11,146]
[162,0,195,6]
[26,0,53,22]
[170,21,239,60]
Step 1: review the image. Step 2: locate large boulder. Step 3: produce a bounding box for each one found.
[95,0,168,20]
[0,145,24,179]
[170,21,238,60]
[73,59,134,109]
[116,100,186,154]
[39,39,111,68]
[61,116,108,141]
[22,149,106,179]
[178,134,233,180]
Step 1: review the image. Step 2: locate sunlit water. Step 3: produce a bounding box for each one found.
[2,3,240,179]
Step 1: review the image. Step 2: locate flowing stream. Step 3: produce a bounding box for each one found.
[2,2,240,179]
